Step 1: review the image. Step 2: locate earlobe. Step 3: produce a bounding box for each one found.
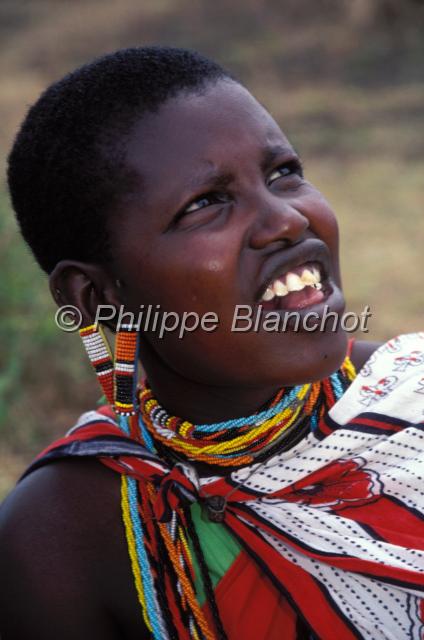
[49,260,123,327]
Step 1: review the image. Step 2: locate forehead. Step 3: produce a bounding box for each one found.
[124,80,292,194]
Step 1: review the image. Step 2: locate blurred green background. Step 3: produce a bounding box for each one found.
[1,0,423,498]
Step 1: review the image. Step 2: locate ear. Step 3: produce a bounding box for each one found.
[49,260,123,329]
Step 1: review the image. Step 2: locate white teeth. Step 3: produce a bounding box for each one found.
[261,265,323,301]
[300,268,316,285]
[285,273,305,292]
[273,280,288,296]
[300,267,322,289]
[312,267,321,282]
[262,287,275,301]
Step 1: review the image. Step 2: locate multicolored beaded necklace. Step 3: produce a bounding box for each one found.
[138,363,354,469]
[79,322,356,639]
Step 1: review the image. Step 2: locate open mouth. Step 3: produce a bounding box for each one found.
[259,261,330,311]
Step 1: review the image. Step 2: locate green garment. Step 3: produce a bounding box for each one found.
[188,502,243,606]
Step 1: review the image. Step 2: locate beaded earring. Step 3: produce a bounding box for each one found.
[79,321,141,439]
[113,323,141,439]
[79,323,114,405]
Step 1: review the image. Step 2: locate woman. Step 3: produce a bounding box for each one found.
[0,47,423,640]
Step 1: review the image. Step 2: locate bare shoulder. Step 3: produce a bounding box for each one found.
[350,340,382,372]
[0,458,149,639]
[0,458,122,569]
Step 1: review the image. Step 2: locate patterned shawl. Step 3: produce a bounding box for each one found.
[24,333,424,639]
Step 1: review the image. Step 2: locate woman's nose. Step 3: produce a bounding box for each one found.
[247,195,310,250]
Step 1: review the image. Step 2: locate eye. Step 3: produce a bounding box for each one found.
[169,191,231,231]
[267,160,303,187]
[181,192,230,215]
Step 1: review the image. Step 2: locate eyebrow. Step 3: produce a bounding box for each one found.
[260,144,300,172]
[184,168,234,193]
[181,144,300,193]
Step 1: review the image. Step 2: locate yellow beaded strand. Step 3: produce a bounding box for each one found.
[342,355,356,382]
[120,475,152,632]
[141,382,311,465]
[145,483,215,640]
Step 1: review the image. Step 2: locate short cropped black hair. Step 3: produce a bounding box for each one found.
[7,47,231,273]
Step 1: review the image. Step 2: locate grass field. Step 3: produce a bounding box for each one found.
[1,0,423,498]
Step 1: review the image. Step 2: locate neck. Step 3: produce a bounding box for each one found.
[141,341,286,424]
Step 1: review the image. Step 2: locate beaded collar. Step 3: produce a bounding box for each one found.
[137,356,356,470]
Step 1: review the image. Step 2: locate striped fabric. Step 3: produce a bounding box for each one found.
[23,333,424,639]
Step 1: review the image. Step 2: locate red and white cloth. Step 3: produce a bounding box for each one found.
[26,333,424,639]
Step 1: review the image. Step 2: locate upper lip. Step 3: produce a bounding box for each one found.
[255,238,332,302]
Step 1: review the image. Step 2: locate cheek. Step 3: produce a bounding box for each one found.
[123,241,236,314]
[187,257,228,300]
[313,192,339,241]
[303,192,341,273]
[314,208,339,255]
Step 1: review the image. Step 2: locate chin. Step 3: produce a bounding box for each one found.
[254,328,349,388]
[299,329,348,384]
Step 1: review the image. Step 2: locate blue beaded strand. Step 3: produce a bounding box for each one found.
[139,414,156,452]
[330,372,344,400]
[195,385,303,433]
[118,414,131,436]
[127,475,166,640]
[309,413,319,432]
